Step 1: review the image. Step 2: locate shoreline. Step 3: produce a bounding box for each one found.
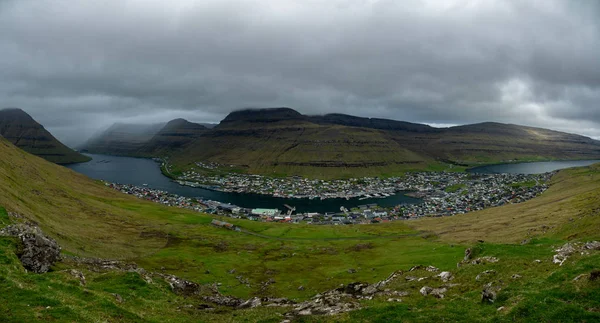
[174,179,413,202]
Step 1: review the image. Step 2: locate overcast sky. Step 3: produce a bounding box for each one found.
[1,0,600,145]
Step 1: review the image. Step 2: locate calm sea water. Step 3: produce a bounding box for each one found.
[66,154,421,213]
[468,160,600,174]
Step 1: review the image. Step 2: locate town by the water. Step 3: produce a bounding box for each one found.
[106,166,554,225]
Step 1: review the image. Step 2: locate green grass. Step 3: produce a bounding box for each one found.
[0,207,9,227]
[510,180,537,189]
[0,136,600,321]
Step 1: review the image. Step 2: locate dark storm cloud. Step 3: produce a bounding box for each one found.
[1,0,600,145]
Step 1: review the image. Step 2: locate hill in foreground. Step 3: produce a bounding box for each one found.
[0,108,90,164]
[0,136,599,321]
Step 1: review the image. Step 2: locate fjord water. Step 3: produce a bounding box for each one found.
[67,155,600,213]
[468,160,600,174]
[66,154,421,213]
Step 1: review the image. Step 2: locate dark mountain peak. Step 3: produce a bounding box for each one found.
[162,118,207,131]
[166,118,189,125]
[221,107,304,124]
[309,113,436,132]
[0,108,38,125]
[138,119,208,156]
[0,108,90,164]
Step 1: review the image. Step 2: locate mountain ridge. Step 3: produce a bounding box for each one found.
[78,107,600,178]
[138,118,208,156]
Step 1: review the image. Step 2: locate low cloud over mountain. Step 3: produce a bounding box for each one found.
[1,0,599,145]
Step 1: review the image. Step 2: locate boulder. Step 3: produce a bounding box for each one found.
[164,275,199,296]
[420,286,447,299]
[261,297,294,306]
[481,284,498,303]
[420,286,433,296]
[583,241,600,251]
[438,271,453,282]
[238,297,262,309]
[68,269,86,286]
[431,288,447,299]
[471,256,499,265]
[202,295,244,307]
[464,248,472,261]
[0,223,61,273]
[113,293,124,303]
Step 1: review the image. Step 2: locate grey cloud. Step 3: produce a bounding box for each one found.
[0,0,599,146]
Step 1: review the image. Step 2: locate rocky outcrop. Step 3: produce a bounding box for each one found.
[420,286,447,299]
[481,283,500,303]
[469,256,499,265]
[438,271,453,282]
[553,241,600,266]
[202,294,244,307]
[0,222,61,273]
[165,275,200,296]
[464,248,472,262]
[68,269,86,286]
[409,265,439,272]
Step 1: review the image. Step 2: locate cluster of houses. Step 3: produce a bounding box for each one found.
[395,172,555,217]
[107,170,555,225]
[176,168,399,200]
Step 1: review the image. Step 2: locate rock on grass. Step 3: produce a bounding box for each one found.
[0,223,61,273]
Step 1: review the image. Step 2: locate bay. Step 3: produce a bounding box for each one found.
[468,159,600,174]
[66,154,421,213]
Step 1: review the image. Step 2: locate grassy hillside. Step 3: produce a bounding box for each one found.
[399,122,600,165]
[410,164,600,242]
[169,109,600,178]
[0,137,599,321]
[137,119,207,157]
[0,108,90,164]
[170,118,447,179]
[73,108,600,179]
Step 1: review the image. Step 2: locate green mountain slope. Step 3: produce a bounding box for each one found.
[137,118,207,157]
[168,108,600,178]
[0,108,90,164]
[0,136,599,321]
[75,108,600,178]
[170,109,439,178]
[396,122,600,165]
